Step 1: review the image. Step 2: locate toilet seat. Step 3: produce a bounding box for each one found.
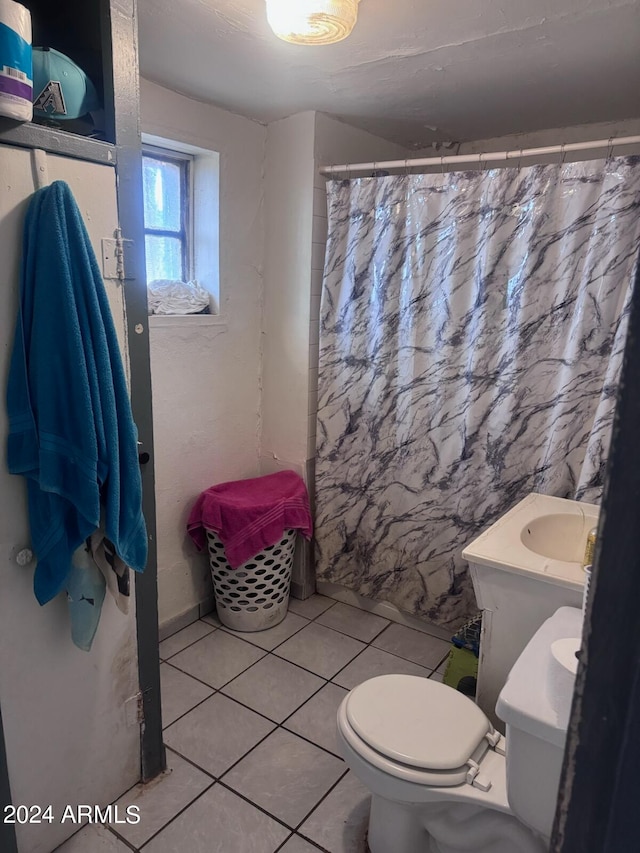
[339,675,503,789]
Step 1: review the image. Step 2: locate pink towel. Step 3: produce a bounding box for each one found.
[187,470,313,568]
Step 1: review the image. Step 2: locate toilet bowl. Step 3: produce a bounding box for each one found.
[337,606,582,853]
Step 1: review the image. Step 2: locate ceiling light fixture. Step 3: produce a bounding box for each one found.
[266,0,360,46]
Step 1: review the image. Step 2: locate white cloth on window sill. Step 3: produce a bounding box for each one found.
[147,279,210,315]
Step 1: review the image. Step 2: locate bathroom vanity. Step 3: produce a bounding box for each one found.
[463,493,598,727]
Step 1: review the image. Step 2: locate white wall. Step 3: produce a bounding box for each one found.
[314,113,412,167]
[412,117,640,163]
[0,149,140,853]
[261,112,316,475]
[140,79,266,628]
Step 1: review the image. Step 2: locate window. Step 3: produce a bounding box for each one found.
[142,146,192,282]
[141,133,221,316]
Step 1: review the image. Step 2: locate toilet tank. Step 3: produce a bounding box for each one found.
[495,606,583,841]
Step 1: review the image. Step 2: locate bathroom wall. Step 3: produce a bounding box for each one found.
[415,117,640,162]
[260,111,316,478]
[140,79,266,630]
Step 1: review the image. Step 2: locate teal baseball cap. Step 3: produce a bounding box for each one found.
[32,47,100,120]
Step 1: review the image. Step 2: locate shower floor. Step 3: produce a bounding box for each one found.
[56,595,450,853]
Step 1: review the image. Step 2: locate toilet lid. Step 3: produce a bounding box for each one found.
[345,674,492,771]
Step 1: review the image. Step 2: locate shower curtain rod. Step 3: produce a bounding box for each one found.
[319,134,640,176]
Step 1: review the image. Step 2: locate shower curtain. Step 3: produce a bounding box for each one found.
[315,157,640,628]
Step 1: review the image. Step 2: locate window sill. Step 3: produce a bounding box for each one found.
[148,314,228,329]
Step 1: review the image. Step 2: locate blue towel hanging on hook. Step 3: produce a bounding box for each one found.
[6,180,147,614]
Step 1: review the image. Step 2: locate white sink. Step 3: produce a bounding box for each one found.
[520,512,596,563]
[463,493,599,591]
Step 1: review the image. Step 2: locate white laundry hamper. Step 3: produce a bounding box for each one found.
[205,528,297,631]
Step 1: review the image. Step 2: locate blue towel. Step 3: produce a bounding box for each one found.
[6,180,147,605]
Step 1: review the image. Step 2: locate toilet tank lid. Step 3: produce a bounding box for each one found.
[496,606,583,747]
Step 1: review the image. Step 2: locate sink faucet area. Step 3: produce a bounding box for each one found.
[462,493,599,726]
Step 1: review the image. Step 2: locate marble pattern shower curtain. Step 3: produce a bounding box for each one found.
[315,157,640,628]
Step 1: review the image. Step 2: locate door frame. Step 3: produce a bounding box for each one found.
[105,0,165,781]
[552,264,640,851]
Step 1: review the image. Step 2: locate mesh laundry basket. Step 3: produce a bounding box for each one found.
[205,529,297,631]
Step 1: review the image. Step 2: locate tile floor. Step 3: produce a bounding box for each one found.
[57,596,450,853]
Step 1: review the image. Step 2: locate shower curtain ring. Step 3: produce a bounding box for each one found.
[517,149,523,170]
[560,143,567,165]
[404,159,410,176]
[440,156,445,175]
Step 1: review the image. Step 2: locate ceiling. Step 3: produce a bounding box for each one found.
[137,0,640,149]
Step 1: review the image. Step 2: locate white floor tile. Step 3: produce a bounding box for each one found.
[316,602,389,642]
[223,729,345,828]
[143,784,289,853]
[279,835,323,853]
[332,646,433,690]
[111,749,212,847]
[164,693,274,777]
[55,824,130,852]
[372,622,451,669]
[300,771,371,853]
[288,595,336,620]
[160,663,214,728]
[219,611,309,651]
[275,623,365,679]
[284,683,348,756]
[222,655,324,723]
[169,630,266,688]
[159,621,215,660]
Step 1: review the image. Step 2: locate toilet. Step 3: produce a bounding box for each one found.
[337,606,582,853]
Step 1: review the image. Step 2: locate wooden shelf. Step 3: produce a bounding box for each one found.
[0,120,116,165]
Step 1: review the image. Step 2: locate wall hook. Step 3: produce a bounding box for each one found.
[31,148,49,190]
